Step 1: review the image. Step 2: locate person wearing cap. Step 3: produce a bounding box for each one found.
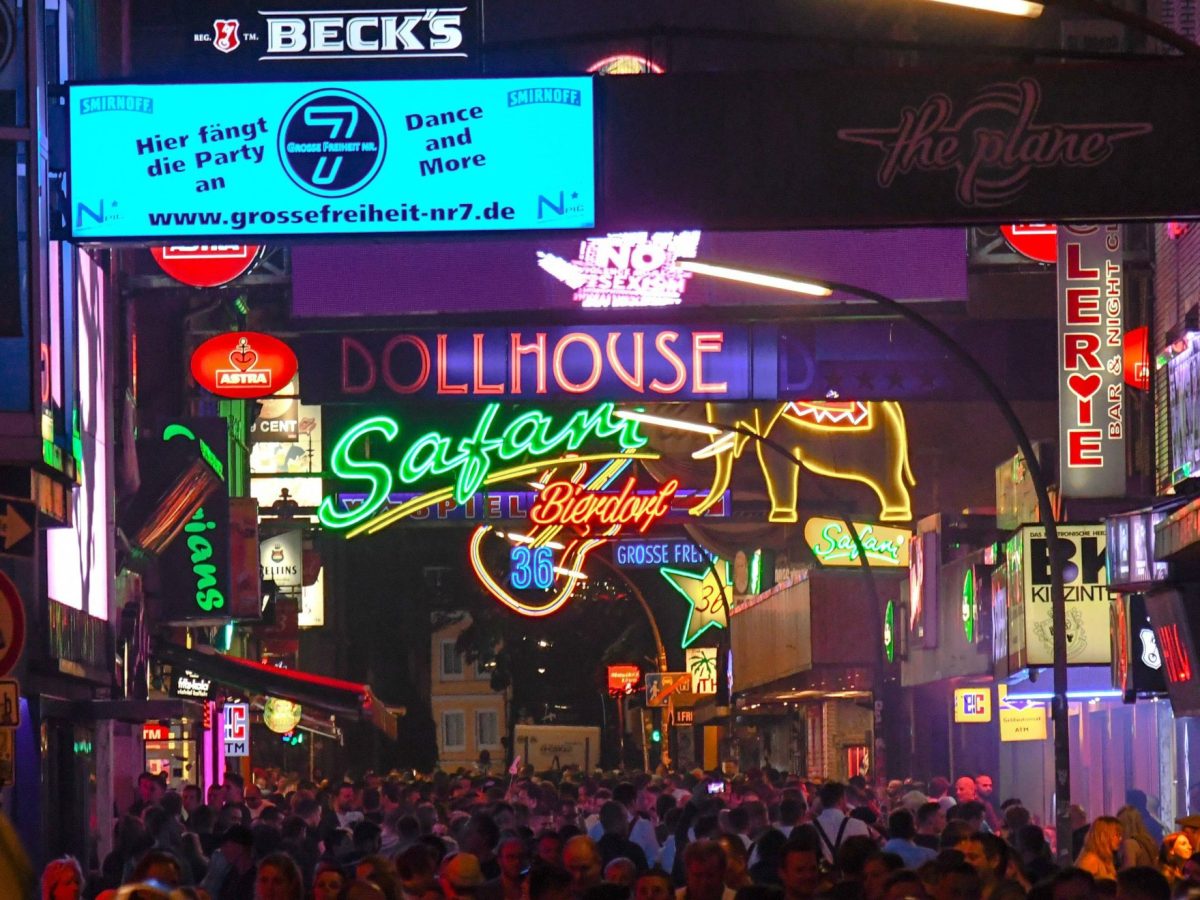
[200,825,257,900]
[442,853,485,900]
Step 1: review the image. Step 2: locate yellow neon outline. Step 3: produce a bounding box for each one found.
[471,456,635,616]
[691,401,915,523]
[346,451,660,537]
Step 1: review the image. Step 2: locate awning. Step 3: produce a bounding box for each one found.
[153,639,399,739]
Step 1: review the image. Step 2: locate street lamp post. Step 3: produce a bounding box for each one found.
[674,262,1072,861]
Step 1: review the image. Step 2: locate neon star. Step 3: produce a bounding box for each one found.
[660,564,731,648]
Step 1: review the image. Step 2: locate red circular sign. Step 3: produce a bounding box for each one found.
[191,332,298,399]
[1000,224,1057,264]
[0,571,27,678]
[150,245,262,288]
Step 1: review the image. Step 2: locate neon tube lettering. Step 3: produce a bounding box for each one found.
[319,403,647,529]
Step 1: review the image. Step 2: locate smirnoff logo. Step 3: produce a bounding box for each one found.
[837,78,1153,208]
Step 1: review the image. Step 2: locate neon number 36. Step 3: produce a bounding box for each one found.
[510,546,555,590]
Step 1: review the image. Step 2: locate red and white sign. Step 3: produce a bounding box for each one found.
[607,664,640,694]
[0,572,26,679]
[191,331,298,399]
[150,245,261,288]
[142,723,171,742]
[1001,224,1057,264]
[1057,225,1125,498]
[223,702,250,756]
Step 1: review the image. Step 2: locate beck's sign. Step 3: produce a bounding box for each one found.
[1057,226,1125,498]
[297,326,754,403]
[128,0,481,80]
[67,77,594,240]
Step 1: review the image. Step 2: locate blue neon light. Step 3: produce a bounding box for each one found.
[510,545,554,590]
[67,78,595,240]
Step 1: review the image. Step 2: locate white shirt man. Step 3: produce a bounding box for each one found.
[811,783,870,865]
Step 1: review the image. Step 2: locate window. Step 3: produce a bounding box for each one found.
[440,641,463,678]
[477,710,500,748]
[442,711,466,750]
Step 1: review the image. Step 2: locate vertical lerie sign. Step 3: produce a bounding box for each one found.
[1057,225,1125,498]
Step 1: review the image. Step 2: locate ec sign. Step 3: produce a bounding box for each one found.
[953,687,992,723]
[223,702,250,756]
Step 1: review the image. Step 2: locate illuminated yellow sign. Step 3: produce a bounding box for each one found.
[953,687,992,723]
[804,518,911,568]
[691,401,914,524]
[263,697,303,734]
[998,684,1048,742]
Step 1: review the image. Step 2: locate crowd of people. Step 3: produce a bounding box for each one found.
[42,767,1200,900]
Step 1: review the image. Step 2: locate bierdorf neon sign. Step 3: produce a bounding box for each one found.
[319,402,652,533]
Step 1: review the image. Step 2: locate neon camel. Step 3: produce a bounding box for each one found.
[690,400,915,523]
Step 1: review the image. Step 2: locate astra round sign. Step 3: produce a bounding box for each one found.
[191,332,298,399]
[150,245,262,288]
[1000,224,1057,264]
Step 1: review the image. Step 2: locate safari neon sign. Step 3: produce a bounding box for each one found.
[803,517,911,568]
[319,402,652,533]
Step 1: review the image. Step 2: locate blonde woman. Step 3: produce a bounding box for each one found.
[1075,815,1122,882]
[1117,805,1158,870]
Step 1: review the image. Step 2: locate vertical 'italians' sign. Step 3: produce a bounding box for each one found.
[1057,225,1124,498]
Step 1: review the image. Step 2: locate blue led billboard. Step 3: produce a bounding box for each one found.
[66,77,595,240]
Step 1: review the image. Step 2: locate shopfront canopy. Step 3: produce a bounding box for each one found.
[153,639,399,740]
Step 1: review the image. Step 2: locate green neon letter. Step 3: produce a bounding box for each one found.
[319,415,400,529]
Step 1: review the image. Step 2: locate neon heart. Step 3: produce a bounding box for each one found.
[1067,372,1102,400]
[229,338,258,371]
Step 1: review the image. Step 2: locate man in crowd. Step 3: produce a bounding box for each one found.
[778,839,821,900]
[812,782,871,866]
[480,836,529,900]
[881,809,936,869]
[563,835,603,900]
[597,801,649,871]
[678,840,734,900]
[914,802,945,852]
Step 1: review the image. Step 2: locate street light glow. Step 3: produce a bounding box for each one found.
[921,0,1044,17]
[613,409,724,436]
[675,260,834,297]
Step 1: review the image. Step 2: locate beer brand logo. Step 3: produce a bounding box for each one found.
[213,19,241,54]
[217,337,270,388]
[837,79,1153,208]
[271,545,284,563]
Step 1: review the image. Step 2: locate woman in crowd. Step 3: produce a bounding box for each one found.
[1115,805,1157,870]
[255,852,305,900]
[1159,832,1193,885]
[1074,816,1122,882]
[312,860,345,900]
[41,856,83,900]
